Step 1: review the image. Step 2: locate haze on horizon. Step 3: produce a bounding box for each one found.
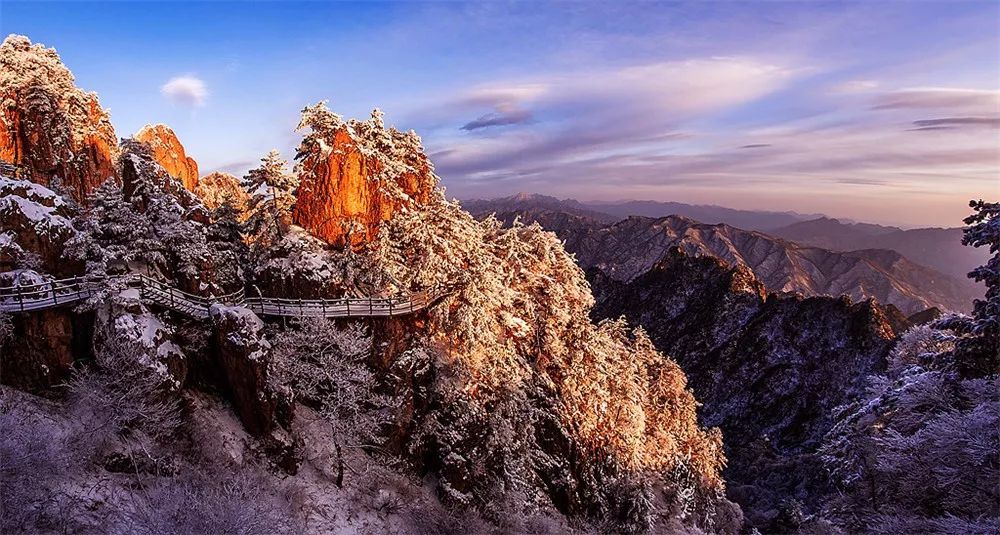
[2,1,997,228]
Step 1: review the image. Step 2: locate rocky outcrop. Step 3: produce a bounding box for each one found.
[0,175,78,274]
[589,248,908,531]
[94,289,189,387]
[293,107,437,247]
[134,124,199,191]
[209,305,289,436]
[0,308,88,390]
[119,138,206,218]
[0,35,117,203]
[194,171,248,214]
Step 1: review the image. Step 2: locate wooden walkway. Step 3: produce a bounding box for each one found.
[0,274,452,320]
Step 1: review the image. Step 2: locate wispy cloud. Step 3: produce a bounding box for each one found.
[872,88,1000,111]
[910,117,1000,130]
[461,108,532,131]
[161,75,208,107]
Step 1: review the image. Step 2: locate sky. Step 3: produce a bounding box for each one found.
[2,1,998,227]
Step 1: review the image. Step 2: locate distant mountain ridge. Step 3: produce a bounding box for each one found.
[771,216,986,283]
[464,194,979,314]
[583,199,824,231]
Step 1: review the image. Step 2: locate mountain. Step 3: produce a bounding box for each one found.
[0,37,738,535]
[292,107,438,246]
[772,217,987,283]
[3,34,995,535]
[583,199,822,231]
[0,35,117,202]
[473,202,976,314]
[463,192,622,225]
[587,247,909,531]
[134,124,200,192]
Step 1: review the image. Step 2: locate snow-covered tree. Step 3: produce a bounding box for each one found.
[206,197,249,290]
[268,319,387,439]
[244,150,297,247]
[66,179,161,278]
[938,200,1000,378]
[821,325,1000,533]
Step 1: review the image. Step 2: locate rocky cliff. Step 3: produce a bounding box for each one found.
[0,35,117,203]
[292,106,437,247]
[589,248,909,531]
[194,171,248,213]
[134,124,199,191]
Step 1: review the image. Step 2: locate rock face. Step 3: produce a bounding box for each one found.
[194,171,248,214]
[293,108,437,247]
[0,35,117,203]
[1,308,87,390]
[209,305,289,437]
[589,248,908,531]
[134,124,199,191]
[0,175,78,274]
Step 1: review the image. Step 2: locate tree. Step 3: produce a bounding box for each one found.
[949,200,999,377]
[268,318,389,487]
[206,196,249,290]
[244,150,297,247]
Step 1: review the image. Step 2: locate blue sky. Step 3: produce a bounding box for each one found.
[2,1,998,227]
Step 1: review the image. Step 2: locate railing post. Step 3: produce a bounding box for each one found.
[51,281,58,305]
[346,299,351,317]
[389,298,393,316]
[369,298,373,316]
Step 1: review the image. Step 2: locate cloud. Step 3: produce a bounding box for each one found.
[872,88,1000,111]
[740,144,772,149]
[461,108,532,131]
[910,117,1000,130]
[830,80,879,94]
[424,56,798,178]
[160,75,208,107]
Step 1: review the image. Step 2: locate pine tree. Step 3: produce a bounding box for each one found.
[937,200,999,377]
[244,150,297,247]
[207,196,249,290]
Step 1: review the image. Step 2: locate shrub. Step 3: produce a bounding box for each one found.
[68,332,182,443]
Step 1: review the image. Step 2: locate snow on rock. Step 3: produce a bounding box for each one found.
[96,290,188,388]
[292,105,439,247]
[209,305,290,436]
[134,124,200,192]
[0,35,118,203]
[0,175,77,273]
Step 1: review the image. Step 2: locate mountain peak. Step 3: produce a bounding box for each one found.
[0,34,117,203]
[134,124,199,192]
[291,103,439,246]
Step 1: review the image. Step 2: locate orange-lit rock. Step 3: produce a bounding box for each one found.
[135,124,199,191]
[0,35,118,203]
[292,108,437,246]
[195,171,249,214]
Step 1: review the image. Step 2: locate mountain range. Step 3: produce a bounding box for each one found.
[465,193,981,315]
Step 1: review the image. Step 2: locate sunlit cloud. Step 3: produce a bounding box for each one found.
[160,75,208,107]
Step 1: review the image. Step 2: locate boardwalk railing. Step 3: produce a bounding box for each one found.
[0,274,453,320]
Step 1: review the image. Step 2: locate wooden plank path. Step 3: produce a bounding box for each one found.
[0,274,453,320]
